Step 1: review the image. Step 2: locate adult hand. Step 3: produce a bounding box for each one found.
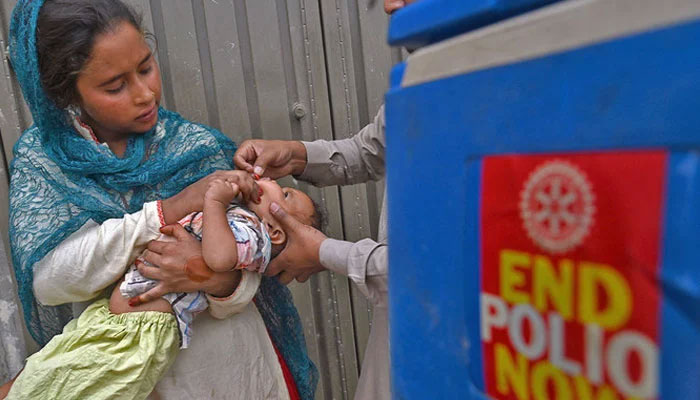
[233,139,307,179]
[384,0,416,14]
[161,170,261,224]
[128,225,241,306]
[265,202,327,284]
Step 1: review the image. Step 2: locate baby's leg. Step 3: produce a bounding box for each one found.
[0,378,14,399]
[109,279,172,314]
[0,369,20,400]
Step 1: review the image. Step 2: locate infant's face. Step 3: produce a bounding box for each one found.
[248,179,315,227]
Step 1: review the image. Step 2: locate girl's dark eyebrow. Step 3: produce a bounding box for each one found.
[139,53,152,65]
[98,53,152,87]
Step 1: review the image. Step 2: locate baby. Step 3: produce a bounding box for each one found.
[115,173,320,348]
[3,171,322,400]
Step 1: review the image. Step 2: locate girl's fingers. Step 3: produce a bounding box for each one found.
[136,260,163,280]
[147,240,168,254]
[248,181,261,203]
[226,173,261,203]
[230,182,240,196]
[142,251,165,270]
[159,224,191,241]
[129,284,168,307]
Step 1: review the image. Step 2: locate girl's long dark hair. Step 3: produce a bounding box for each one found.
[36,0,145,109]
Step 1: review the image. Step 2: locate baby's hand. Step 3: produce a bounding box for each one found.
[205,178,240,205]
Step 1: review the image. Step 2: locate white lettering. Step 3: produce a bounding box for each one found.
[508,304,546,360]
[481,293,507,342]
[607,331,658,397]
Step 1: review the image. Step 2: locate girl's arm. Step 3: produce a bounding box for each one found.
[202,179,240,272]
[33,201,165,305]
[207,271,261,319]
[29,169,261,306]
[130,223,258,319]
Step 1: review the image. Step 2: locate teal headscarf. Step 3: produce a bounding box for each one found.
[8,0,317,397]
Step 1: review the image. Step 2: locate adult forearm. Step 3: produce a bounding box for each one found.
[286,140,309,176]
[319,238,388,305]
[299,106,386,187]
[161,192,190,225]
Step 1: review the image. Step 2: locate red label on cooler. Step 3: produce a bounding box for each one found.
[480,152,666,400]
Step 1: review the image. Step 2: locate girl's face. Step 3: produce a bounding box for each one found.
[75,21,162,142]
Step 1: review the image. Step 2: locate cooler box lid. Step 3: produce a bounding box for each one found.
[388,0,563,49]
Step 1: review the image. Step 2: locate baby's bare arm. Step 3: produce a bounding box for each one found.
[202,196,239,272]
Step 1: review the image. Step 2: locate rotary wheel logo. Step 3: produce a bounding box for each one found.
[519,160,595,254]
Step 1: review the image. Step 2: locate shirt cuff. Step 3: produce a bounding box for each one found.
[319,238,353,276]
[155,200,166,227]
[144,201,166,235]
[298,141,332,182]
[206,271,261,319]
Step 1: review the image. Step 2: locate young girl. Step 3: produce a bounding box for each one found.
[6,0,318,398]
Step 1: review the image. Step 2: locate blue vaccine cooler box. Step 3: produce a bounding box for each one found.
[385,0,700,399]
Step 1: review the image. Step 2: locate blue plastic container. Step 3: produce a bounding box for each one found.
[386,1,700,399]
[388,0,559,48]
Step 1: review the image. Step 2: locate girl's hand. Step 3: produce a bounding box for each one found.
[161,170,260,224]
[128,225,241,306]
[205,178,240,206]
